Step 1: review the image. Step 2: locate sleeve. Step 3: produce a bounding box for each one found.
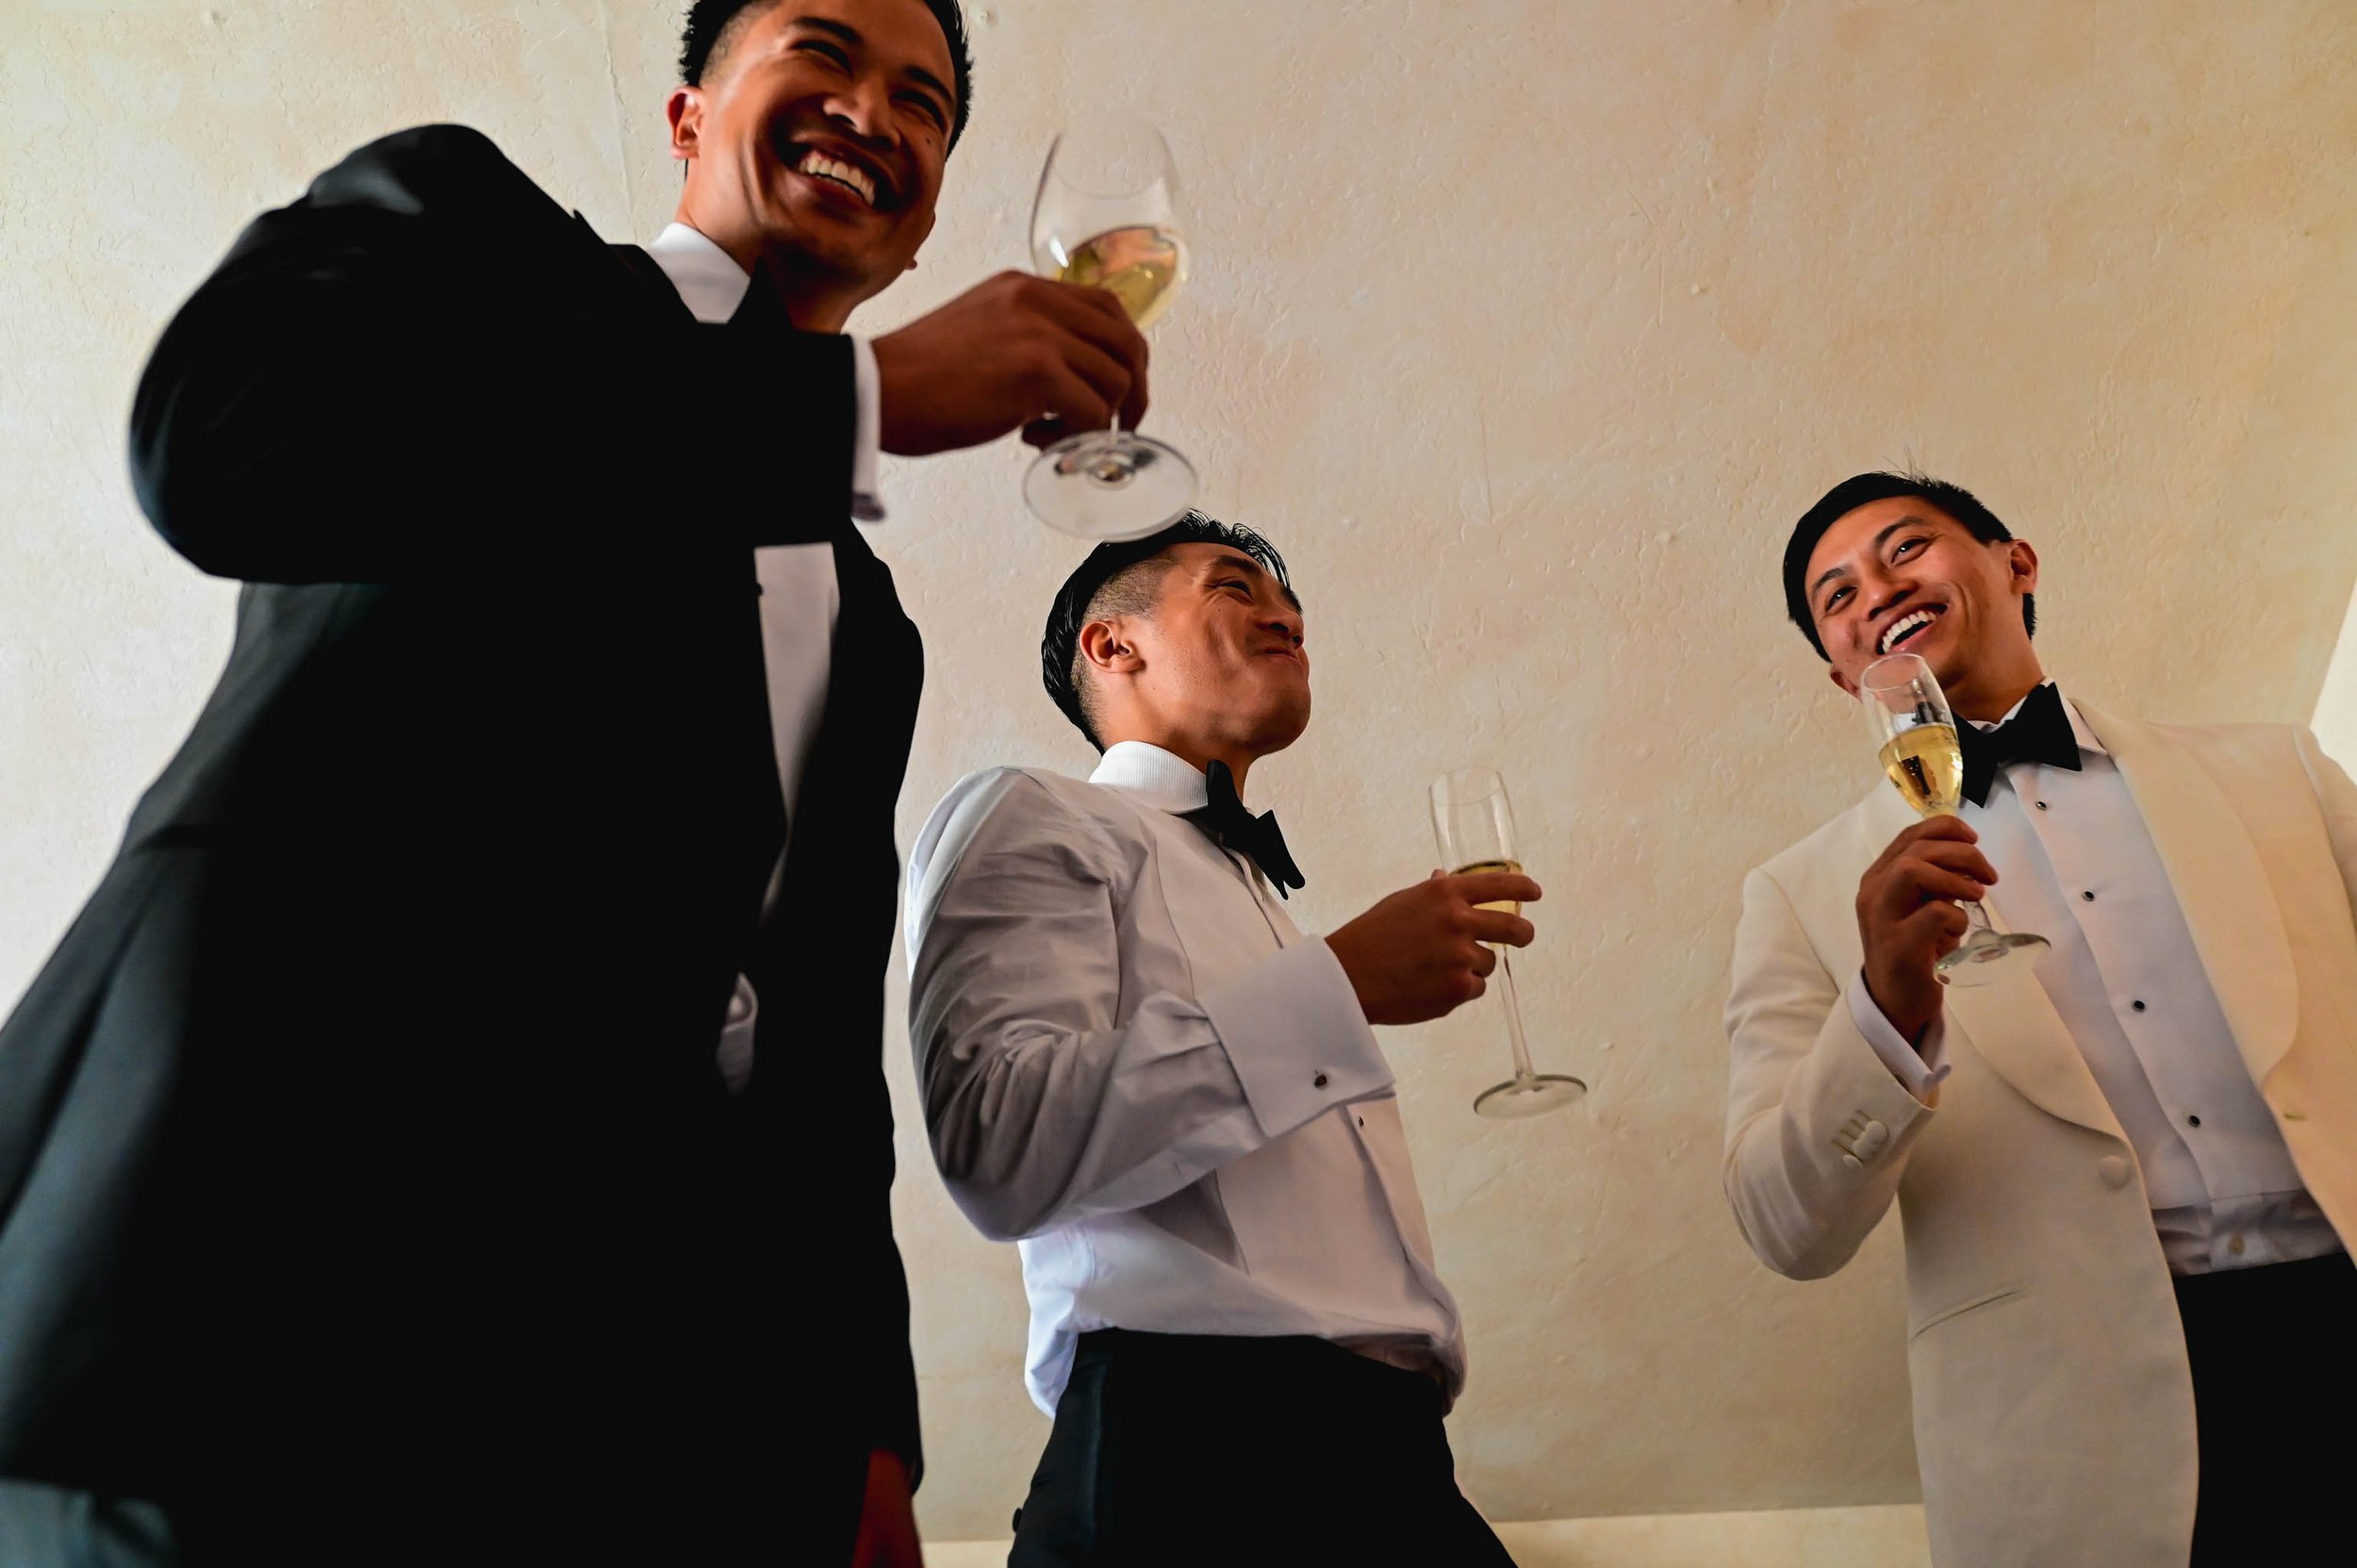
[849,335,884,522]
[1722,865,1937,1280]
[128,124,856,584]
[2293,724,2357,923]
[1844,970,1950,1103]
[905,769,1394,1244]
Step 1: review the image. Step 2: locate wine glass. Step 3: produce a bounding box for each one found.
[1430,767,1587,1119]
[1859,653,2048,984]
[1025,111,1197,541]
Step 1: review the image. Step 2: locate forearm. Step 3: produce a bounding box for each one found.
[919,937,1389,1242]
[1723,1000,1931,1278]
[129,124,853,583]
[1723,868,1935,1279]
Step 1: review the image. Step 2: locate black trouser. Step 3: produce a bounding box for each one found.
[2177,1251,2357,1565]
[1009,1329,1514,1567]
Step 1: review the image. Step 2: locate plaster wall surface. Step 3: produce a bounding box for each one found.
[6,0,2356,1542]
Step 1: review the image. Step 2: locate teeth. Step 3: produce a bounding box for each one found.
[1879,608,1937,655]
[797,151,876,206]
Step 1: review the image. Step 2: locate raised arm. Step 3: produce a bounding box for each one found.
[1722,864,1940,1279]
[129,124,854,584]
[905,770,1393,1244]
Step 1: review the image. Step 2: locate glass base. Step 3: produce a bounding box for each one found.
[1937,930,2049,988]
[1024,430,1197,541]
[1474,1073,1587,1120]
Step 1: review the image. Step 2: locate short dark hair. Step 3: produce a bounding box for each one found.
[1783,470,2036,660]
[679,0,974,151]
[1042,512,1294,751]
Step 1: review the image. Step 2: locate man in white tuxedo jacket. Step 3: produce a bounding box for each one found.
[1723,471,2357,1567]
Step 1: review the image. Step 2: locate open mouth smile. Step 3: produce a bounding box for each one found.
[786,143,892,209]
[1877,604,1946,656]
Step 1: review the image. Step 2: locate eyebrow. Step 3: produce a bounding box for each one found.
[1808,516,1932,604]
[1203,553,1302,612]
[790,16,956,116]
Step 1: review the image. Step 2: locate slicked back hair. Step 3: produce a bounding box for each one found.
[1784,470,2035,660]
[1042,512,1294,751]
[679,0,973,150]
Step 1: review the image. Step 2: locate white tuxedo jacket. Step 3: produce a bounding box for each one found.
[1723,705,2357,1567]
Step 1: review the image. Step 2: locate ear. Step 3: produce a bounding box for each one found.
[667,87,703,162]
[2003,536,2039,598]
[1079,618,1145,677]
[1828,663,1861,700]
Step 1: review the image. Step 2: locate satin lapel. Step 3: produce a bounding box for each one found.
[1839,787,2125,1139]
[1942,976,2125,1139]
[2078,703,2299,1083]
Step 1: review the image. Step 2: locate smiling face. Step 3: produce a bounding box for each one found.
[668,0,956,328]
[1080,543,1312,767]
[1804,497,2044,718]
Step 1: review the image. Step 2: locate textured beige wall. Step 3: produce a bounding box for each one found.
[7,0,2357,1543]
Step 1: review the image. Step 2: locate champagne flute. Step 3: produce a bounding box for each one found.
[1430,767,1587,1119]
[1025,111,1197,541]
[1859,653,2049,984]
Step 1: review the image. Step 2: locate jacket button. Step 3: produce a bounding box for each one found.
[1840,1153,1863,1171]
[2098,1155,2131,1189]
[1853,1120,1890,1159]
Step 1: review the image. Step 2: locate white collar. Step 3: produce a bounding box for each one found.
[646,222,751,325]
[1088,742,1214,815]
[1975,681,2107,758]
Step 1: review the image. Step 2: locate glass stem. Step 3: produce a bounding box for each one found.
[1967,893,2012,938]
[1492,946,1537,1083]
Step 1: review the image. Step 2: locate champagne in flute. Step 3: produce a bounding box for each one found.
[1859,654,2048,984]
[1877,723,1964,816]
[1051,224,1184,329]
[1431,770,1584,1119]
[1451,859,1525,914]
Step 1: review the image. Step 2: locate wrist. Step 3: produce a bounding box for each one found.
[1865,974,1937,1048]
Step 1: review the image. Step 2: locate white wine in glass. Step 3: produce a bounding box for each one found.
[1025,112,1196,541]
[1430,768,1585,1119]
[1859,653,2048,984]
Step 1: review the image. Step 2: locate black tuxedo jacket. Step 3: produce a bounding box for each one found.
[0,125,923,1560]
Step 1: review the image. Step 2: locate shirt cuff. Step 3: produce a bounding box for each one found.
[1200,939,1395,1140]
[850,335,885,522]
[1845,970,1950,1104]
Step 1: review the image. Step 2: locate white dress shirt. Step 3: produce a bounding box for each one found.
[643,222,883,1091]
[905,742,1466,1414]
[1853,685,2340,1273]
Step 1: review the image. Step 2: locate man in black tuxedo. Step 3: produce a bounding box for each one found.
[0,0,1150,1561]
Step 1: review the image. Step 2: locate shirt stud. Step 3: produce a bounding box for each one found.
[1313,1072,1329,1089]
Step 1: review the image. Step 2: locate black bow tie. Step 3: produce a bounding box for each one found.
[1957,682,2082,806]
[1186,760,1306,898]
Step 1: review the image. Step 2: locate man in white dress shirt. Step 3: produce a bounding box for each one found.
[1723,471,2357,1566]
[907,514,1536,1565]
